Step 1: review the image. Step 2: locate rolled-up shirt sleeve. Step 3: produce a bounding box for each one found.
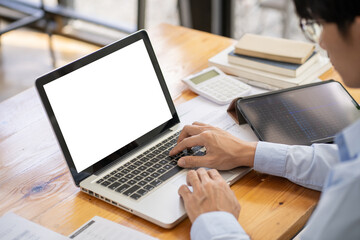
[191,211,250,240]
[254,141,339,191]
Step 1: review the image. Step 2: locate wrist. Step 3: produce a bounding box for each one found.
[236,141,257,167]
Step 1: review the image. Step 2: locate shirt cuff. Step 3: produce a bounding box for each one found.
[254,141,288,177]
[191,211,250,240]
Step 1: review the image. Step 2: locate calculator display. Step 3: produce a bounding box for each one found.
[190,70,219,85]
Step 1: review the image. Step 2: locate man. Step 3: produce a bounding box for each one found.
[170,0,360,239]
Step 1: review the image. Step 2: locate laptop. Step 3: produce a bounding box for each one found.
[35,30,250,228]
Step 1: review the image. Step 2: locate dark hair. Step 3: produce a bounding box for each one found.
[293,0,360,34]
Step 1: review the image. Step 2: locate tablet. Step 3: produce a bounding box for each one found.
[236,80,360,145]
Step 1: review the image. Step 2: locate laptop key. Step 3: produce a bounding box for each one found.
[164,143,173,148]
[153,163,162,169]
[130,193,141,200]
[133,161,142,166]
[127,179,136,185]
[169,160,177,166]
[115,173,123,178]
[138,166,147,171]
[137,189,148,196]
[163,164,172,170]
[123,185,140,196]
[140,156,149,162]
[138,180,147,186]
[150,179,162,187]
[118,178,127,183]
[150,158,159,163]
[159,160,167,165]
[153,149,161,155]
[104,174,111,179]
[96,179,104,184]
[158,153,167,159]
[143,185,154,191]
[146,167,156,173]
[128,165,136,170]
[108,182,121,190]
[159,166,183,182]
[157,168,166,174]
[121,169,130,174]
[125,173,135,179]
[115,184,130,193]
[144,162,153,167]
[111,170,118,175]
[132,169,140,175]
[140,172,150,177]
[144,176,154,182]
[134,175,143,181]
[108,177,117,182]
[150,172,160,178]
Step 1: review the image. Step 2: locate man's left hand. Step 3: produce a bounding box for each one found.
[178,168,240,223]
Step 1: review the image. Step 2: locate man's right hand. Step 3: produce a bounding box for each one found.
[170,122,257,170]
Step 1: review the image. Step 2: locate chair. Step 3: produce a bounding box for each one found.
[0,0,56,66]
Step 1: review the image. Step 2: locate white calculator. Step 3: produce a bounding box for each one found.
[182,66,251,105]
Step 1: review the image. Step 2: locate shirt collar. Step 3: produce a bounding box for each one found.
[335,119,360,162]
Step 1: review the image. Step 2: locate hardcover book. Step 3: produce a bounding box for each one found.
[228,51,319,77]
[234,34,315,64]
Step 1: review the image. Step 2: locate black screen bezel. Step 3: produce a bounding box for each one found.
[36,30,180,186]
[236,80,360,145]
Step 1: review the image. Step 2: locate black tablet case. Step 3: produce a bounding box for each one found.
[227,80,360,145]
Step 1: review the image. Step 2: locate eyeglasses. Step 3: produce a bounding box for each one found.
[299,19,323,43]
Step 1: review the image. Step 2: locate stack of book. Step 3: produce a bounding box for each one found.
[208,34,332,89]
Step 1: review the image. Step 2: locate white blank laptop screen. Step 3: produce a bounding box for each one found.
[44,39,172,172]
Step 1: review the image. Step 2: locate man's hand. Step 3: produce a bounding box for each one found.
[170,122,257,170]
[178,168,240,223]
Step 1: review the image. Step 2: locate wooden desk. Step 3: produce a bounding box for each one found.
[0,23,357,240]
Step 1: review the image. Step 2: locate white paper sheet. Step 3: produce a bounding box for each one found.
[69,216,158,240]
[176,86,268,142]
[0,212,68,240]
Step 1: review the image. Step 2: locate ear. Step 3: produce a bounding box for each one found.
[354,16,360,37]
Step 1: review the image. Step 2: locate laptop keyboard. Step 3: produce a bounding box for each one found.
[95,131,205,200]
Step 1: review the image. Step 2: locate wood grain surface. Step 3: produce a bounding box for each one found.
[0,23,355,240]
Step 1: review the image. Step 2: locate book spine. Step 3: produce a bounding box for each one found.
[234,48,305,64]
[208,58,332,89]
[208,61,295,88]
[228,55,296,77]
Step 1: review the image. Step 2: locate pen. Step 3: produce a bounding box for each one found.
[311,136,334,144]
[233,77,280,91]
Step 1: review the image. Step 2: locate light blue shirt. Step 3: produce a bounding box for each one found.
[191,119,360,240]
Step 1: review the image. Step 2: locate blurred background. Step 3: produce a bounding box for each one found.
[0,0,307,102]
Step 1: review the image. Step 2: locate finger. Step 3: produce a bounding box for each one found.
[208,169,223,181]
[192,121,208,126]
[170,135,205,155]
[178,155,212,168]
[176,125,205,144]
[178,184,192,201]
[186,170,201,189]
[196,168,211,184]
